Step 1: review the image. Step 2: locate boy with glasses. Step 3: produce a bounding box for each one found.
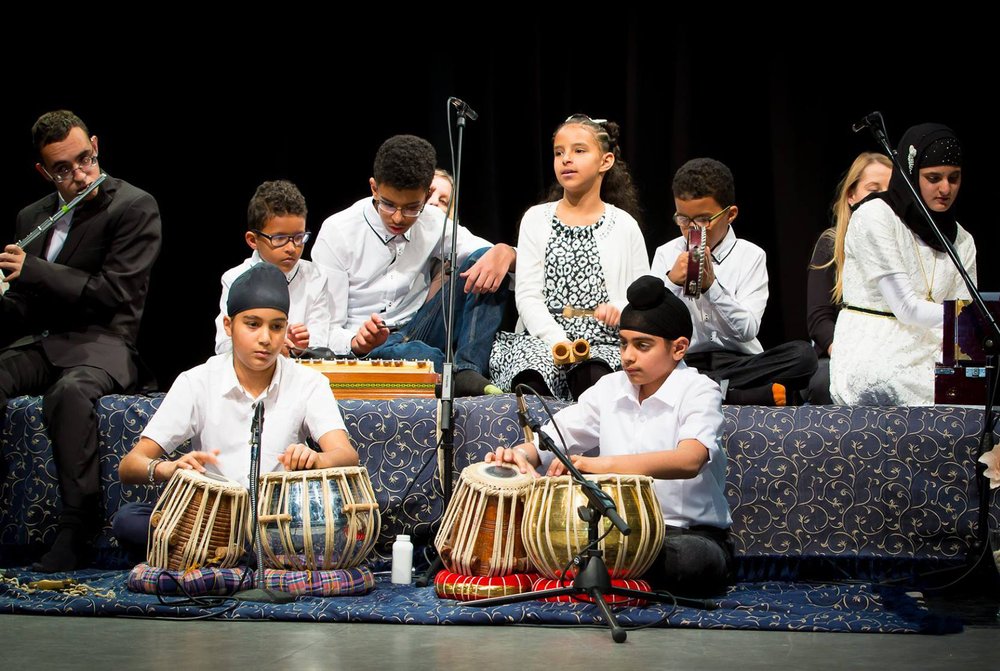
[214,180,333,356]
[650,158,816,405]
[312,135,516,396]
[0,110,162,571]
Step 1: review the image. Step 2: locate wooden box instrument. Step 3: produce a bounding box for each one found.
[296,359,439,400]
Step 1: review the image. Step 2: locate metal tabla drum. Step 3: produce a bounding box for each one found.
[522,473,664,579]
[257,466,381,570]
[435,461,534,576]
[147,469,251,570]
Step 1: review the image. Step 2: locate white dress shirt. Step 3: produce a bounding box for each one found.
[537,363,731,529]
[142,354,347,488]
[311,197,492,354]
[214,252,333,354]
[650,227,768,355]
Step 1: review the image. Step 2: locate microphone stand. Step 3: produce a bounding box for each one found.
[468,385,705,644]
[234,401,294,603]
[859,113,1000,592]
[415,98,475,587]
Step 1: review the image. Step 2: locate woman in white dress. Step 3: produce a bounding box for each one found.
[830,124,977,406]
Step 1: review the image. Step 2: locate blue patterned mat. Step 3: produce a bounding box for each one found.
[0,569,960,634]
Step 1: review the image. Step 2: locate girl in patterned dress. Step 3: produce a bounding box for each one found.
[490,115,649,400]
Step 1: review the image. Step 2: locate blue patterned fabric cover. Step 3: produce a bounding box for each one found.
[0,569,961,634]
[3,394,997,578]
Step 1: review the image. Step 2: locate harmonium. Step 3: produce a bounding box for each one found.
[934,296,999,405]
[296,358,439,400]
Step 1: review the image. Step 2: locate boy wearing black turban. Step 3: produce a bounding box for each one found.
[113,264,359,559]
[489,276,733,596]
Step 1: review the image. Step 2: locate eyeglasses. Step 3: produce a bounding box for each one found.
[43,153,99,183]
[374,198,425,219]
[252,230,312,248]
[672,205,732,229]
[564,113,608,125]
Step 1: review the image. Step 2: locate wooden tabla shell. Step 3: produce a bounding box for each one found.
[258,466,381,570]
[434,461,534,576]
[147,469,250,571]
[522,473,664,579]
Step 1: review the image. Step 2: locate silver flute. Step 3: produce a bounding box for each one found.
[1,173,108,293]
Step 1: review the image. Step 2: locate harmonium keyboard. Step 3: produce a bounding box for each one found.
[934,296,999,405]
[296,359,440,400]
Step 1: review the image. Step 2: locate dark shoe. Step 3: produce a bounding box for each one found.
[454,369,502,397]
[32,526,86,573]
[725,383,802,406]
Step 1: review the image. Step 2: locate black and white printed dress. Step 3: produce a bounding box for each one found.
[490,214,621,399]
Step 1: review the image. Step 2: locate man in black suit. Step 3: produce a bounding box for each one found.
[0,110,162,571]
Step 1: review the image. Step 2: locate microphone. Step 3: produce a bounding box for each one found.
[450,98,479,121]
[515,387,535,446]
[852,111,881,134]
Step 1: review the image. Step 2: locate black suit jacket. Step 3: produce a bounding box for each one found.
[1,175,162,388]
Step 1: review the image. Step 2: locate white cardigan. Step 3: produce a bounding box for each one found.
[514,201,650,348]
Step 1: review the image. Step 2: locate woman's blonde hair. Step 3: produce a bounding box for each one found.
[814,152,893,303]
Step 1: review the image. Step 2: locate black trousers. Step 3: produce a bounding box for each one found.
[805,357,833,405]
[643,525,735,597]
[0,344,118,520]
[685,340,817,393]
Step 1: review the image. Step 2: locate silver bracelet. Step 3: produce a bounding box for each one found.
[147,457,167,484]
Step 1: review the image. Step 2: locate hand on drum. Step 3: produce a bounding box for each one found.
[279,443,318,471]
[170,449,221,477]
[701,245,715,289]
[666,251,688,287]
[546,454,606,477]
[486,444,539,476]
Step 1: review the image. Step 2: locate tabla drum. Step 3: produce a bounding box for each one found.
[522,473,664,579]
[257,466,381,570]
[147,469,251,571]
[435,461,534,576]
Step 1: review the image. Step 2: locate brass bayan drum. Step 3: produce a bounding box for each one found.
[522,473,664,579]
[258,466,381,570]
[147,469,251,571]
[435,461,534,576]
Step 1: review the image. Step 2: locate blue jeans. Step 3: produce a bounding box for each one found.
[369,247,509,377]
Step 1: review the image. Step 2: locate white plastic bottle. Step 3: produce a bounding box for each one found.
[391,534,413,584]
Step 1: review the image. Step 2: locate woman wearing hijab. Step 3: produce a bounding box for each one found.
[830,124,977,406]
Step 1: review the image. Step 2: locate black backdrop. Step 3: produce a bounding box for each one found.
[3,21,996,390]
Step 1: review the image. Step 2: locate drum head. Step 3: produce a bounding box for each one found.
[463,461,534,491]
[173,467,245,492]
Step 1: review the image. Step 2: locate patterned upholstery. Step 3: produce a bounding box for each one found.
[3,394,997,578]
